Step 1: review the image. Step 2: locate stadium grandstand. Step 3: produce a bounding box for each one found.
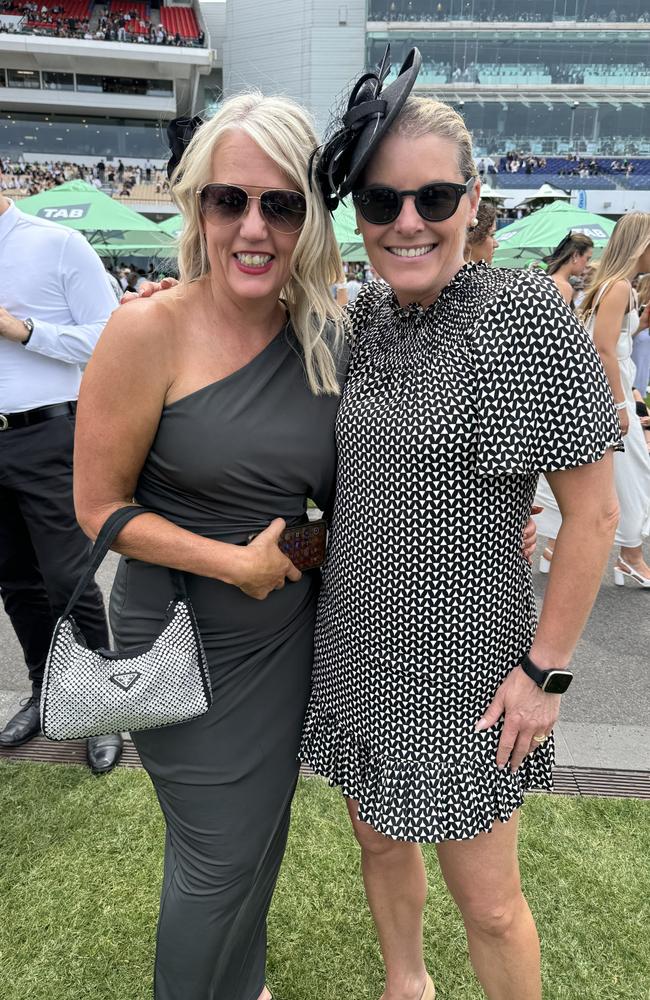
[1,0,649,218]
[368,3,650,159]
[365,0,650,213]
[0,0,220,186]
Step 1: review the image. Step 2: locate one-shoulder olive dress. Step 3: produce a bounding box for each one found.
[109,325,343,1000]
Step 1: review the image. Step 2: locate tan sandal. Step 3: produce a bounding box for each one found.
[421,974,436,1000]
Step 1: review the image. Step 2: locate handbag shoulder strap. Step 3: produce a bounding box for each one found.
[64,505,187,617]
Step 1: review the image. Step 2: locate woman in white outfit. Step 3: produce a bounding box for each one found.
[536,213,650,587]
[631,274,650,397]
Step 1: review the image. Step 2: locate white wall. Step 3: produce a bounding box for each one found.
[199,0,226,63]
[223,0,366,131]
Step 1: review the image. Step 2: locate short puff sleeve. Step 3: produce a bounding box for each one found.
[472,270,622,476]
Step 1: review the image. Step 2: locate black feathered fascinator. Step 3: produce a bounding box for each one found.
[166,115,204,179]
[309,45,422,213]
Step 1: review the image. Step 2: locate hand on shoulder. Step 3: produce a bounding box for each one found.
[121,276,179,304]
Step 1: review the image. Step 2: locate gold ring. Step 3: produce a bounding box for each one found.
[532,733,548,743]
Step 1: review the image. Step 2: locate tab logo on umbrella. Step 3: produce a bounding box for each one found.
[37,204,91,221]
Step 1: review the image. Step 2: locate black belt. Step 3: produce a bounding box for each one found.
[0,400,77,432]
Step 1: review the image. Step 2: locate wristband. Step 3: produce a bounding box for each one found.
[614,401,627,411]
[22,318,34,345]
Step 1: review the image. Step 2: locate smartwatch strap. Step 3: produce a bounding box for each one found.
[520,651,548,688]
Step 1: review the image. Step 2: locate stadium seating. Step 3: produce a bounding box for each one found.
[496,173,616,190]
[617,175,650,190]
[160,2,199,40]
[108,0,149,34]
[495,157,650,186]
[24,0,90,29]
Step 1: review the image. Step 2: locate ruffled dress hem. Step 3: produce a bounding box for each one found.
[300,713,554,845]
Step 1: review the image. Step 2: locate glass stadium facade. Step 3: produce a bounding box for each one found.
[367,2,650,154]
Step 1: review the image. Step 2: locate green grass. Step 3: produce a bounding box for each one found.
[1,763,648,1000]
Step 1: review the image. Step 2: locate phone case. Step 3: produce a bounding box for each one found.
[278,519,327,571]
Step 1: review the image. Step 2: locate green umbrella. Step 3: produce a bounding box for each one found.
[493,201,615,269]
[16,179,161,241]
[91,234,178,259]
[333,199,368,263]
[158,214,184,239]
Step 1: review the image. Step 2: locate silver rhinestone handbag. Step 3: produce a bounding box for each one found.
[41,506,212,741]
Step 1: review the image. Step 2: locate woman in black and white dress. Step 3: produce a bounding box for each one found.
[300,51,621,1000]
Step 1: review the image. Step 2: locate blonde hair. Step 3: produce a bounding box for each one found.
[636,273,650,309]
[170,92,345,396]
[388,96,477,182]
[580,212,650,322]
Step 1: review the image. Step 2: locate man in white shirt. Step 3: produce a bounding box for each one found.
[345,271,363,303]
[0,195,123,774]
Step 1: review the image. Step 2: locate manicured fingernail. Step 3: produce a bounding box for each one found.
[475,720,486,732]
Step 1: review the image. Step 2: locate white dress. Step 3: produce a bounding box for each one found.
[300,265,620,843]
[631,326,650,395]
[535,281,650,547]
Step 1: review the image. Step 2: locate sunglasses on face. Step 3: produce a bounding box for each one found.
[352,177,476,226]
[197,183,307,234]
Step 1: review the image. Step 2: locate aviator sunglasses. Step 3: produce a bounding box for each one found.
[353,177,476,226]
[197,183,307,234]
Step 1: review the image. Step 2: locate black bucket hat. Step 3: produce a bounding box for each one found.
[310,45,422,213]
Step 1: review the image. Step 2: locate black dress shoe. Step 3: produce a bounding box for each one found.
[87,733,124,775]
[0,695,41,747]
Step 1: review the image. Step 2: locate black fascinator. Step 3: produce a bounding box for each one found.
[310,45,422,212]
[166,115,204,179]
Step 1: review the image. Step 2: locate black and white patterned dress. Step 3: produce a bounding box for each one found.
[300,262,621,844]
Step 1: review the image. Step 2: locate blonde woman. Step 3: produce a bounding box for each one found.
[536,213,650,588]
[72,94,346,1000]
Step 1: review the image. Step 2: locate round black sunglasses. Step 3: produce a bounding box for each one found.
[197,183,307,234]
[352,177,476,226]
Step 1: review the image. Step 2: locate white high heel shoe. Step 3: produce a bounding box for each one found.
[614,558,650,588]
[539,548,554,574]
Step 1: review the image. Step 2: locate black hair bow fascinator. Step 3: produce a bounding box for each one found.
[309,45,421,213]
[166,115,204,179]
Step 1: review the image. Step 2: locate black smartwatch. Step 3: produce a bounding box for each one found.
[520,652,573,694]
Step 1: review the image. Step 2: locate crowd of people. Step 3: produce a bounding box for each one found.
[492,151,640,177]
[497,151,548,174]
[370,3,650,23]
[0,157,170,198]
[0,0,205,44]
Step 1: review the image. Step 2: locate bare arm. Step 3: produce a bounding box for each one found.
[634,300,650,336]
[74,298,300,600]
[552,273,573,307]
[591,280,629,432]
[477,453,619,769]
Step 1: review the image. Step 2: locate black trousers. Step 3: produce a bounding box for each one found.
[0,413,108,694]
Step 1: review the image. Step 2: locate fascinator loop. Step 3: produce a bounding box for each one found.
[309,45,421,213]
[167,115,204,179]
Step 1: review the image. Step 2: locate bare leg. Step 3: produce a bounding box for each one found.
[437,812,541,1000]
[346,798,429,1000]
[257,989,272,1000]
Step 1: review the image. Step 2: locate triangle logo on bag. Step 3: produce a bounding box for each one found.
[109,671,142,692]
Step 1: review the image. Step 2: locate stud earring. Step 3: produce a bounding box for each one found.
[354,227,361,235]
[470,218,479,228]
